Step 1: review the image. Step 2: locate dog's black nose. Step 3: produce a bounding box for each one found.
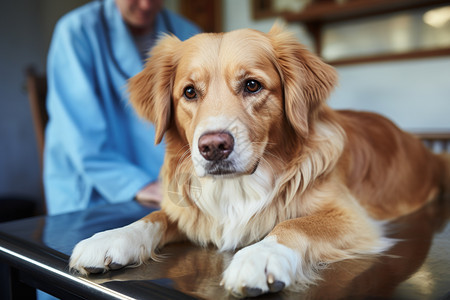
[198,132,234,161]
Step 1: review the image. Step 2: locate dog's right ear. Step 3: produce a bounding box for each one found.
[128,35,181,144]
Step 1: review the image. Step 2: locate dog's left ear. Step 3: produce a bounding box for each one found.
[268,25,337,138]
[128,35,181,144]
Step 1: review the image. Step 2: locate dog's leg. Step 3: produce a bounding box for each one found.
[69,211,181,275]
[221,207,391,298]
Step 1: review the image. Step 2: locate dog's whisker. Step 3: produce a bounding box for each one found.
[175,144,191,160]
[178,150,191,166]
[175,146,192,168]
[261,151,286,165]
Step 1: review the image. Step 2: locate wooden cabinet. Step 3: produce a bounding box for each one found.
[180,0,222,33]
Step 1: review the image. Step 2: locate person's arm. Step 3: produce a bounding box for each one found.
[46,19,157,204]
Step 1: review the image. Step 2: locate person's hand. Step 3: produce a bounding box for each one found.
[135,181,162,207]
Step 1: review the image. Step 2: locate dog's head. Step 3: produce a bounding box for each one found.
[129,25,337,178]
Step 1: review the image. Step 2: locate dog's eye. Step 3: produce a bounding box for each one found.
[244,80,262,94]
[183,86,197,100]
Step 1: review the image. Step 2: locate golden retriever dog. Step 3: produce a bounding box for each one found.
[69,26,450,297]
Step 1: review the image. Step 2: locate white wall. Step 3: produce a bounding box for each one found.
[223,0,450,132]
[330,58,450,132]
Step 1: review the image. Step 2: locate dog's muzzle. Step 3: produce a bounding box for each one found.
[198,131,236,175]
[198,131,234,161]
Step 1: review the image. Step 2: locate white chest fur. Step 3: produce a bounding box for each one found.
[189,165,277,250]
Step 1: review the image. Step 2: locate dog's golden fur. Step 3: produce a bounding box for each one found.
[70,26,449,297]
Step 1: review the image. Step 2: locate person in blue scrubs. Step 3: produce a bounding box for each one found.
[44,0,200,215]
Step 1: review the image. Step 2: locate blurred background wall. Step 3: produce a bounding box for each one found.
[1,0,449,217]
[222,0,450,131]
[0,0,91,217]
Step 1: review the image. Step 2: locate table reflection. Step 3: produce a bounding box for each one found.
[69,195,450,300]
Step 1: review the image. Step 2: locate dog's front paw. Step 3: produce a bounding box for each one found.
[221,236,299,298]
[69,220,161,275]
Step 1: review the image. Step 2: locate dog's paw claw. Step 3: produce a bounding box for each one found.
[268,280,285,293]
[84,267,105,274]
[108,262,125,270]
[243,287,263,297]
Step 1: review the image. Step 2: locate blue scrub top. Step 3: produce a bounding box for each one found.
[44,0,200,215]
